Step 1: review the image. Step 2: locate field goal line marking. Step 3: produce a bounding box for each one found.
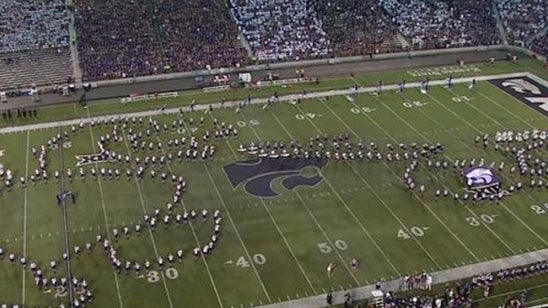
[0,72,536,136]
[21,130,30,304]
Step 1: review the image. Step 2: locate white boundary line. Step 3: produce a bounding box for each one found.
[0,72,534,135]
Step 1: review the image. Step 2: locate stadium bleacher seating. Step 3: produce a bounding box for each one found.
[496,0,547,46]
[0,0,71,89]
[74,0,248,81]
[379,0,501,50]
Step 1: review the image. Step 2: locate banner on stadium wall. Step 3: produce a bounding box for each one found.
[120,91,178,103]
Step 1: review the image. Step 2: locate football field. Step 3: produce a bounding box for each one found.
[0,66,547,307]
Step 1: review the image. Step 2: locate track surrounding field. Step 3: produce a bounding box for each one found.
[0,70,546,308]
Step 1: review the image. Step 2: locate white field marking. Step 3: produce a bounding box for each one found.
[200,114,275,303]
[146,126,224,308]
[427,87,548,246]
[393,92,518,254]
[118,128,174,308]
[0,73,534,136]
[266,107,401,276]
[227,113,346,290]
[267,108,402,283]
[317,100,442,269]
[203,164,272,303]
[85,109,124,308]
[340,89,480,262]
[22,130,30,304]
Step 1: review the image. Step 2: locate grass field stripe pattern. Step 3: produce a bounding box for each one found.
[85,110,125,308]
[261,104,402,276]
[374,90,519,254]
[330,86,482,261]
[148,126,225,308]
[423,85,548,246]
[317,99,443,269]
[265,108,365,286]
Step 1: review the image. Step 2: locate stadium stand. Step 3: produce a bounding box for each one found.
[530,35,548,57]
[379,0,501,50]
[496,0,547,46]
[0,0,71,89]
[311,0,402,57]
[74,0,248,81]
[229,0,330,62]
[74,0,164,81]
[154,0,248,73]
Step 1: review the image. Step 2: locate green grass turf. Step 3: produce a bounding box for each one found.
[0,60,546,307]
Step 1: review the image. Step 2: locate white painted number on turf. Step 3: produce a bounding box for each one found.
[317,240,348,253]
[295,113,318,120]
[0,149,4,156]
[397,226,428,239]
[452,96,472,103]
[237,119,260,127]
[466,214,497,227]
[402,101,426,108]
[53,286,68,298]
[350,106,374,114]
[147,270,160,283]
[531,203,548,215]
[165,268,179,280]
[236,254,266,267]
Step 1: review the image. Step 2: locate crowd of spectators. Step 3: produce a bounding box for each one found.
[382,260,548,308]
[74,0,248,81]
[229,0,330,62]
[74,0,164,81]
[154,0,247,73]
[496,0,547,46]
[530,35,548,57]
[0,0,69,53]
[311,0,400,57]
[379,0,501,50]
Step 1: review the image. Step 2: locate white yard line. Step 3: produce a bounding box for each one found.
[428,87,548,246]
[0,72,533,135]
[117,129,174,308]
[21,130,30,304]
[340,89,480,262]
[145,123,224,308]
[222,117,318,293]
[372,90,518,254]
[266,109,388,285]
[190,112,273,302]
[202,164,273,303]
[317,100,442,269]
[85,110,125,308]
[259,248,548,308]
[266,106,401,276]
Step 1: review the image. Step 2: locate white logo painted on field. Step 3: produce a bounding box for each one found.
[525,97,548,112]
[502,79,541,95]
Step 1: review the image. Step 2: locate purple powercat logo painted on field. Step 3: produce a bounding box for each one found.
[490,76,548,117]
[464,166,501,190]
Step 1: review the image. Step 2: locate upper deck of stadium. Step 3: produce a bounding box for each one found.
[0,0,546,92]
